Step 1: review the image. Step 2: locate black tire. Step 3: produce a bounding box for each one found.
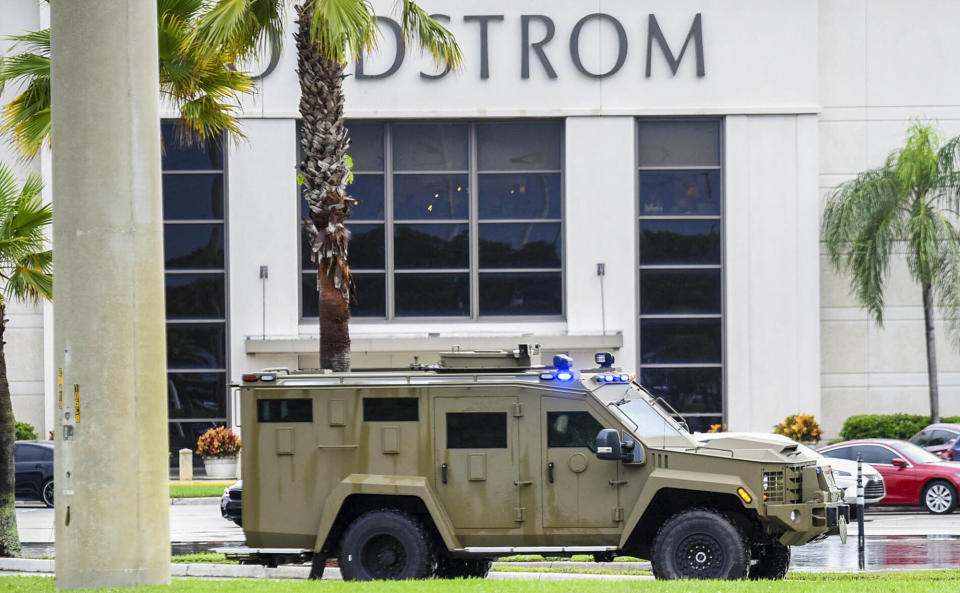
[921,480,957,514]
[308,554,326,580]
[41,479,54,508]
[434,556,492,579]
[651,508,750,580]
[338,510,435,581]
[750,541,790,580]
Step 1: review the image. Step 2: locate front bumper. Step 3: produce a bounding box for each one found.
[766,502,849,546]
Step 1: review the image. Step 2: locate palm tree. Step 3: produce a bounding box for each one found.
[0,162,52,557]
[823,122,960,423]
[191,0,461,371]
[0,0,255,159]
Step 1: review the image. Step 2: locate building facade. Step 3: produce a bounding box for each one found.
[5,1,960,465]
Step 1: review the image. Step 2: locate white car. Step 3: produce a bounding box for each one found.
[694,432,886,506]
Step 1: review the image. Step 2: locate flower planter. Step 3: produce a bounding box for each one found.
[203,455,238,479]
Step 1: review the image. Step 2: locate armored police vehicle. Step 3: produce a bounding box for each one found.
[232,346,848,580]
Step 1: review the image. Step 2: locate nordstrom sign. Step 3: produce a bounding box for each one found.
[253,12,705,81]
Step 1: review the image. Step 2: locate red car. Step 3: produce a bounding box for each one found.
[819,439,960,514]
[908,423,960,459]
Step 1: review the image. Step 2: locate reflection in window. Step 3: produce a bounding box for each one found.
[479,272,561,316]
[394,224,469,269]
[639,220,720,265]
[478,223,561,268]
[547,412,604,448]
[395,274,469,317]
[165,274,226,320]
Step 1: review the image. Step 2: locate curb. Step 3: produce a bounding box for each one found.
[495,561,651,572]
[170,497,221,506]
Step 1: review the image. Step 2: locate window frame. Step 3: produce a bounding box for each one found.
[635,117,725,434]
[299,119,566,322]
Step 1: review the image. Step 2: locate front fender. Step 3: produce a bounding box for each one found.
[313,473,460,552]
[619,470,756,548]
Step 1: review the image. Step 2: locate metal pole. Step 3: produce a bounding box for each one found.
[857,452,865,570]
[51,1,169,588]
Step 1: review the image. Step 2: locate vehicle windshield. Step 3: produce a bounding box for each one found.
[608,384,696,448]
[897,441,943,464]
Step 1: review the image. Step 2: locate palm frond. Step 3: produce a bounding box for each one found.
[0,30,52,159]
[6,250,52,303]
[0,163,51,305]
[932,211,960,347]
[189,0,284,62]
[306,0,380,64]
[399,0,462,69]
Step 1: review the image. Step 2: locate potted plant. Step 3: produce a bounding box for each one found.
[773,414,824,444]
[197,426,241,479]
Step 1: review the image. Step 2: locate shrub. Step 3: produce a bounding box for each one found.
[773,414,824,443]
[15,421,38,441]
[196,426,241,458]
[706,423,727,433]
[839,414,960,440]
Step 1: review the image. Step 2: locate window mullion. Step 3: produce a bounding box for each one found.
[469,122,480,320]
[385,123,396,320]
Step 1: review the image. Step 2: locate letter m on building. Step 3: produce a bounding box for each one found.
[646,13,705,77]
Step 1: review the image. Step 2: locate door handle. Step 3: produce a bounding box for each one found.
[441,463,448,484]
[609,480,628,486]
[547,462,555,483]
[514,480,533,487]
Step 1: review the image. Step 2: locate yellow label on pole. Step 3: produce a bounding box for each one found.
[74,384,80,423]
[58,369,63,409]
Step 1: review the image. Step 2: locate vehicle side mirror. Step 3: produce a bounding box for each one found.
[891,458,907,468]
[596,429,622,461]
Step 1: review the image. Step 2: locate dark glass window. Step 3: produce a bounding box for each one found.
[299,120,562,320]
[640,319,722,364]
[847,445,897,466]
[168,373,227,419]
[479,272,562,316]
[547,412,604,448]
[821,447,854,462]
[165,274,226,319]
[447,412,507,448]
[162,175,224,220]
[167,323,226,369]
[638,120,723,430]
[164,224,225,269]
[161,124,223,170]
[16,444,51,462]
[363,398,419,422]
[639,368,722,414]
[640,270,721,315]
[639,220,721,265]
[257,399,313,423]
[395,274,469,317]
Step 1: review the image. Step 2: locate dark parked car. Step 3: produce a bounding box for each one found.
[819,439,960,514]
[945,438,960,462]
[15,441,54,507]
[221,480,241,526]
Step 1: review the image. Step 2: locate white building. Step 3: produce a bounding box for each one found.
[3,0,959,466]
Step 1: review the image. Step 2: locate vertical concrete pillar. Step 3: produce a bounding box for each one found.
[178,450,193,481]
[51,1,169,588]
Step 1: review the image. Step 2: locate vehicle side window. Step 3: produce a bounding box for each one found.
[930,430,958,446]
[447,412,507,449]
[547,412,604,448]
[910,431,932,447]
[363,398,419,422]
[821,447,853,461]
[16,444,47,462]
[257,399,312,422]
[852,445,897,465]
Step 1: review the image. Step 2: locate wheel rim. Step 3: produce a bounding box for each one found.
[926,484,952,513]
[42,482,54,506]
[360,533,407,579]
[675,533,725,578]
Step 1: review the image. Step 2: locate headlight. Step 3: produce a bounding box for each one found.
[222,487,230,497]
[790,510,800,522]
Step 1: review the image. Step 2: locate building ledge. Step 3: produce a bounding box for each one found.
[245,332,623,355]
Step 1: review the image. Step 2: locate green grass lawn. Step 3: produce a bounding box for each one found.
[170,553,237,564]
[3,572,960,593]
[169,484,226,498]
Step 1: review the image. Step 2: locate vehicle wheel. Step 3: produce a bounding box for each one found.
[41,479,54,508]
[651,508,750,580]
[922,480,957,514]
[750,541,790,580]
[338,510,435,581]
[434,556,492,579]
[308,554,326,580]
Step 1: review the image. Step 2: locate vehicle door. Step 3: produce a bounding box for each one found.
[14,444,45,497]
[540,397,619,528]
[847,444,910,504]
[434,394,521,528]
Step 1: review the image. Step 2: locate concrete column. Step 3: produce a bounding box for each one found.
[51,1,169,589]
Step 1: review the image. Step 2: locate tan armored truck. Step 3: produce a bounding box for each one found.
[231,346,848,580]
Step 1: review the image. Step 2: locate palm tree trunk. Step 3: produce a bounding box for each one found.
[0,304,22,557]
[296,3,353,371]
[922,282,941,423]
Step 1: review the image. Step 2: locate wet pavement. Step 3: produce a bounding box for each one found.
[791,535,960,571]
